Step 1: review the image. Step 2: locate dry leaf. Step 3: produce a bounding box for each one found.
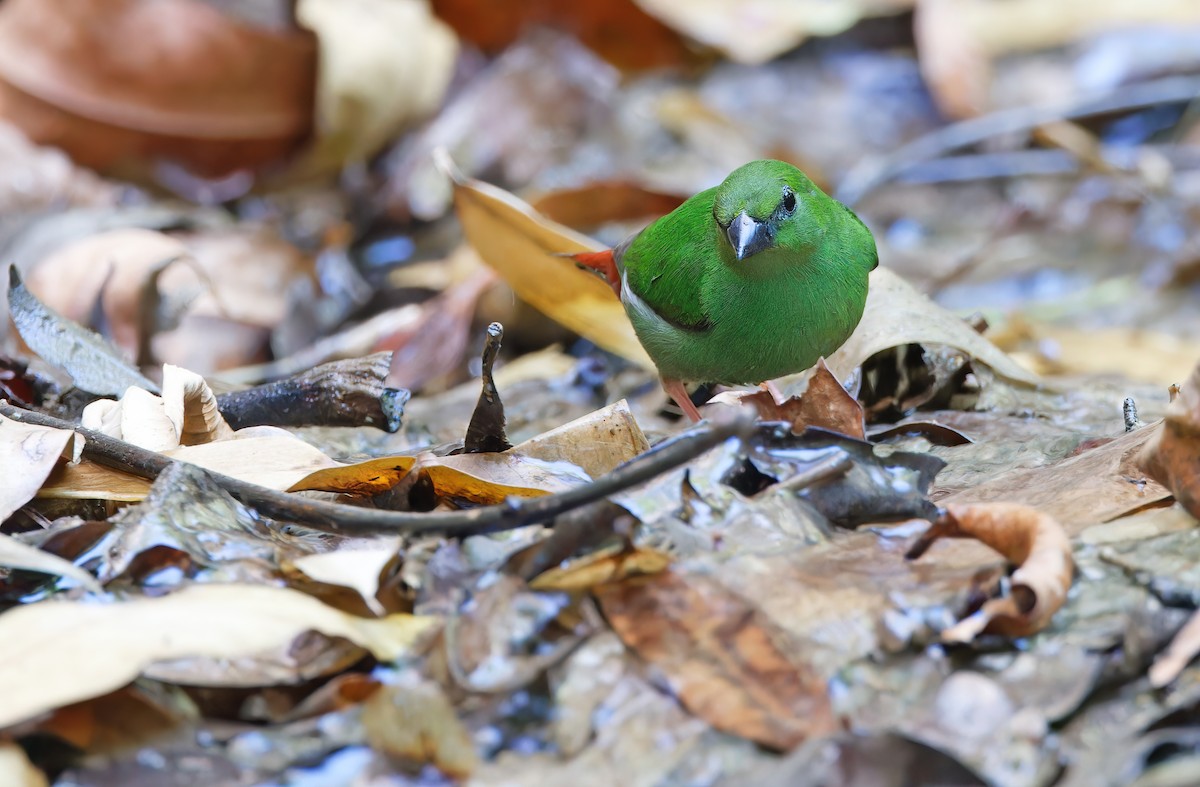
[288,0,457,179]
[711,359,865,438]
[825,267,1039,387]
[1139,362,1200,521]
[441,152,654,370]
[362,676,480,777]
[41,427,342,502]
[635,0,914,64]
[908,502,1073,641]
[8,267,158,396]
[83,364,235,451]
[0,413,73,521]
[509,399,650,479]
[0,533,102,594]
[0,584,438,729]
[531,545,672,592]
[948,424,1169,535]
[290,538,402,616]
[290,451,589,504]
[0,120,118,213]
[1008,324,1197,385]
[0,0,316,178]
[596,570,836,750]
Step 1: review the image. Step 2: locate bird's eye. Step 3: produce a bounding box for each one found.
[782,188,796,213]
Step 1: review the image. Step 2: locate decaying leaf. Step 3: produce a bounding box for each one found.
[8,266,158,396]
[0,584,439,729]
[0,743,46,787]
[596,570,836,750]
[712,359,865,439]
[1139,362,1200,521]
[908,502,1073,641]
[362,675,480,778]
[0,412,73,521]
[81,364,233,451]
[440,151,654,369]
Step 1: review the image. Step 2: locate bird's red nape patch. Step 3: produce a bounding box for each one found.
[570,250,621,297]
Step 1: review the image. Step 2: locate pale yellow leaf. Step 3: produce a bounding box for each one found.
[0,584,439,729]
[292,538,403,616]
[510,399,649,479]
[161,363,234,445]
[0,533,101,593]
[0,743,47,787]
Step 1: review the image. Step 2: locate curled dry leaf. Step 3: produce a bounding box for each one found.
[0,583,438,729]
[711,359,865,439]
[289,538,402,617]
[0,412,73,521]
[1139,361,1200,521]
[0,0,316,179]
[440,151,654,370]
[907,502,1073,641]
[80,365,232,451]
[596,570,836,751]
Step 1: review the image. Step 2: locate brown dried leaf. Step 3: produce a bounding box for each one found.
[0,412,73,521]
[289,538,402,617]
[908,502,1073,640]
[0,584,438,729]
[596,570,836,750]
[0,0,316,178]
[712,359,865,438]
[1139,362,1200,521]
[440,151,654,370]
[362,676,480,778]
[949,424,1169,534]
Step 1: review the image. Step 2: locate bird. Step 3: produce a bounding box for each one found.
[573,159,877,422]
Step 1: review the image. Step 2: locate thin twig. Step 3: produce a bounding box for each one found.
[0,402,755,538]
[837,75,1200,206]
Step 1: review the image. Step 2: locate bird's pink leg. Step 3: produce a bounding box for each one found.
[663,378,703,422]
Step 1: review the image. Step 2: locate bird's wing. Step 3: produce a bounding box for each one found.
[617,188,717,333]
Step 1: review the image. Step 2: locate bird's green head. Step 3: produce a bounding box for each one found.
[711,159,826,263]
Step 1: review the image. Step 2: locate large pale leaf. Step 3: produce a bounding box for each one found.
[0,584,438,729]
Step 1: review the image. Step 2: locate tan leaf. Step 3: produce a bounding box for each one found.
[441,151,654,370]
[596,570,836,750]
[0,742,46,787]
[362,676,481,778]
[531,545,672,592]
[712,358,864,438]
[0,413,73,521]
[1150,606,1200,687]
[510,399,650,479]
[161,364,233,445]
[0,584,439,729]
[824,266,1039,387]
[908,502,1073,641]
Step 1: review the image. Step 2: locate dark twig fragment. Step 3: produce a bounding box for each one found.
[463,322,511,453]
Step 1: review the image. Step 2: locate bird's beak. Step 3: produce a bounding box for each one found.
[726,211,772,261]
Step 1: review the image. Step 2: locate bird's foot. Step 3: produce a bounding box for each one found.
[663,378,704,423]
[758,379,785,404]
